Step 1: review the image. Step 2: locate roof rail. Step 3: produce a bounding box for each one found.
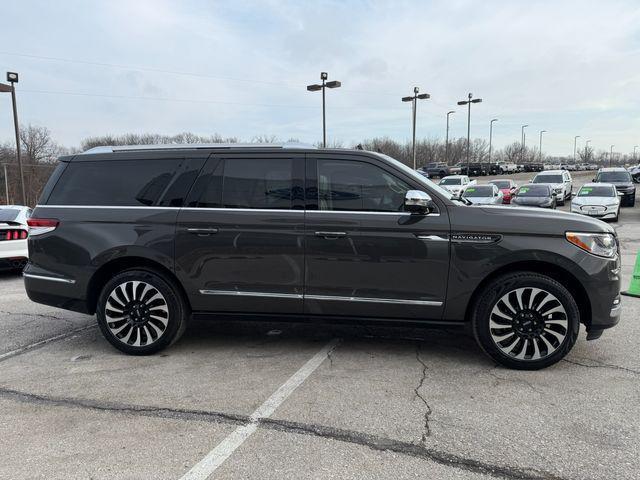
[80,142,317,155]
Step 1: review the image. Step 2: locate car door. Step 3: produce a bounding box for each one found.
[175,152,305,314]
[304,153,450,320]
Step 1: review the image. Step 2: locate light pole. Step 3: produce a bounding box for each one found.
[610,145,615,167]
[489,118,498,163]
[521,125,529,163]
[402,87,430,169]
[307,72,341,148]
[573,135,581,165]
[457,93,482,175]
[539,130,546,162]
[0,72,25,205]
[445,110,455,164]
[2,164,8,205]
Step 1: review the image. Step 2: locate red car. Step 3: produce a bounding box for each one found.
[489,179,518,204]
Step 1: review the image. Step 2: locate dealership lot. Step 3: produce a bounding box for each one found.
[0,170,638,480]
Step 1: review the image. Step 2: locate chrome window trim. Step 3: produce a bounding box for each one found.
[198,289,442,306]
[36,205,439,216]
[23,273,76,284]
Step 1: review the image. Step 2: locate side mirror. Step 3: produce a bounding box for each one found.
[405,190,434,214]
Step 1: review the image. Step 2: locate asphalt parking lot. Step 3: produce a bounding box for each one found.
[1,169,638,480]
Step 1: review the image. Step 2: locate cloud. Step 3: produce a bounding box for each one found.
[1,0,639,155]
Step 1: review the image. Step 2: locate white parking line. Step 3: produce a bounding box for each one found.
[180,338,340,480]
[0,324,96,362]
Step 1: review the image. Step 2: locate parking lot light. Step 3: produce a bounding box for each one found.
[539,130,546,162]
[573,136,581,165]
[610,145,615,167]
[457,93,483,175]
[0,72,25,205]
[521,125,529,163]
[445,111,455,164]
[307,72,341,148]
[489,119,498,164]
[402,87,431,170]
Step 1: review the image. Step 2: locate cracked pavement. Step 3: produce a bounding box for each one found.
[0,174,639,480]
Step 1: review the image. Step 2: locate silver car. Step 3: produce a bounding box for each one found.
[570,183,620,221]
[461,184,503,205]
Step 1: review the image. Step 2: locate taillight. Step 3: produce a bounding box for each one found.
[27,218,59,236]
[1,229,28,241]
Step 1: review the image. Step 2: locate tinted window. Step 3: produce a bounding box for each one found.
[463,186,494,197]
[0,209,21,222]
[533,174,563,183]
[440,178,461,185]
[195,158,294,209]
[317,159,410,212]
[48,159,181,206]
[516,185,550,197]
[490,180,511,189]
[597,171,632,182]
[578,186,616,197]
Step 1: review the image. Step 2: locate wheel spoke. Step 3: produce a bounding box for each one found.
[104,280,169,348]
[489,286,567,363]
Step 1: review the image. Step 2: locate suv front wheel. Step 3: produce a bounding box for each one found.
[472,272,579,370]
[96,269,188,355]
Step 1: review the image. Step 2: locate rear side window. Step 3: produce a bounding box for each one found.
[193,158,294,210]
[47,159,181,206]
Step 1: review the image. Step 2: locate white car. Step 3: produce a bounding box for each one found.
[531,169,573,205]
[497,162,518,174]
[461,184,504,205]
[571,183,620,221]
[438,175,476,197]
[0,205,31,271]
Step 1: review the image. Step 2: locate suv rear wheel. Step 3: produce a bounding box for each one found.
[96,269,188,355]
[472,272,579,370]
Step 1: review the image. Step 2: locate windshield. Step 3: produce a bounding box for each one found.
[578,186,616,197]
[375,153,456,200]
[0,208,21,222]
[533,174,563,184]
[490,180,511,189]
[516,185,550,197]
[597,171,631,182]
[440,178,461,186]
[463,186,494,197]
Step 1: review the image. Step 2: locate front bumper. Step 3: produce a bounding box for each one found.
[584,257,622,334]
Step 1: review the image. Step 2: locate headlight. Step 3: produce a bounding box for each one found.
[605,203,619,208]
[566,232,617,258]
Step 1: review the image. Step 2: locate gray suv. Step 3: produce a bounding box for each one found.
[24,144,621,370]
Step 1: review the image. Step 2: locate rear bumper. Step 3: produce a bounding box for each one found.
[0,239,28,259]
[23,263,90,314]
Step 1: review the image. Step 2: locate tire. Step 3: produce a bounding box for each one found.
[96,269,189,355]
[557,197,565,206]
[471,272,580,370]
[439,171,446,178]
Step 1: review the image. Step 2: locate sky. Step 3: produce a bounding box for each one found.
[1,0,639,156]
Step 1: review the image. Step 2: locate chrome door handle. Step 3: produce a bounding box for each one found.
[187,227,219,236]
[315,231,347,239]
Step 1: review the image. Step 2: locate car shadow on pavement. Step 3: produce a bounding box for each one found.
[177,318,489,367]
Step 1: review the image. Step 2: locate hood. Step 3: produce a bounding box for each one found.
[512,196,549,204]
[471,205,615,235]
[467,197,498,205]
[572,196,617,205]
[609,181,634,188]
